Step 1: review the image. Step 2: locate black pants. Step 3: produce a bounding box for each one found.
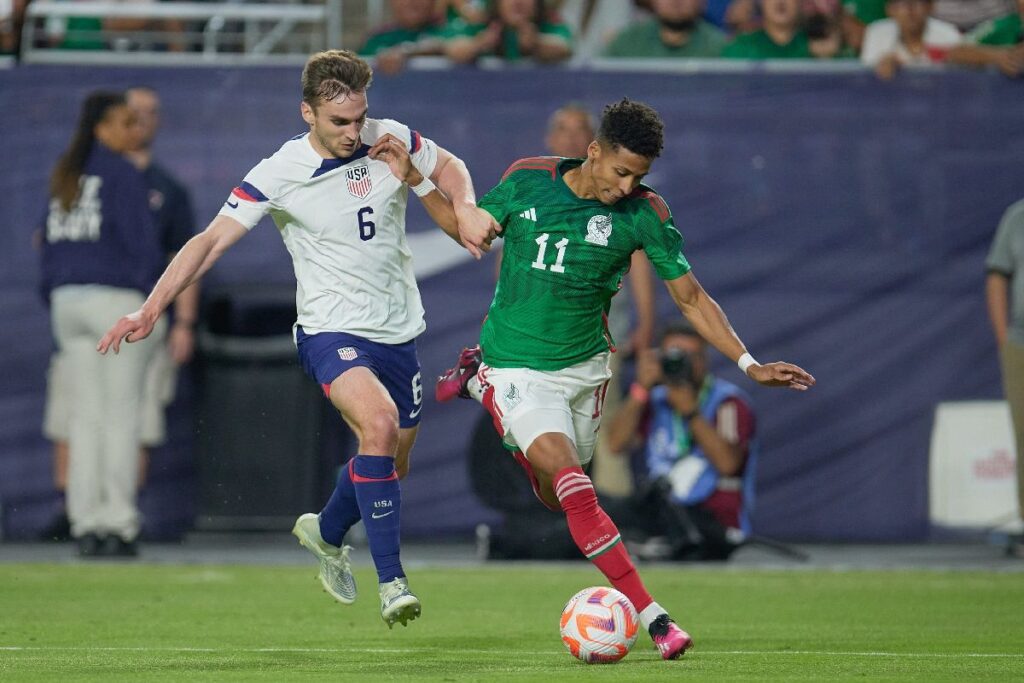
[601,479,739,561]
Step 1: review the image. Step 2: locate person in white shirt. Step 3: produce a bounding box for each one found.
[860,0,962,78]
[97,49,498,629]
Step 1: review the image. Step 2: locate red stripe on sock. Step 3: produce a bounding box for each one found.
[347,458,398,483]
[554,467,653,613]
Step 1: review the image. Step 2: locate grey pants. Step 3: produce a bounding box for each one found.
[51,285,165,540]
[1000,339,1024,521]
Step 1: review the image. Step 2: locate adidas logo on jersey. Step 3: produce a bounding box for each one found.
[518,207,537,221]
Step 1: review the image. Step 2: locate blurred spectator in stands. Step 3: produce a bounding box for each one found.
[933,0,1014,33]
[947,0,1024,77]
[985,197,1024,559]
[0,0,27,56]
[603,321,757,561]
[45,0,186,52]
[804,0,856,57]
[703,0,735,29]
[723,0,812,58]
[41,91,166,558]
[443,0,572,64]
[40,86,198,546]
[842,0,887,51]
[359,0,446,75]
[444,0,491,26]
[603,0,728,58]
[725,0,762,34]
[860,0,962,80]
[558,0,642,58]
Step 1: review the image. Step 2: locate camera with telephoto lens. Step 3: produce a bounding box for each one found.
[660,347,695,386]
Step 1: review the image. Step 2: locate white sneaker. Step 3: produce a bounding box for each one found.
[291,513,357,605]
[379,577,421,629]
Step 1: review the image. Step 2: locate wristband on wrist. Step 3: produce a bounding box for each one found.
[737,352,758,374]
[410,176,436,197]
[629,383,649,403]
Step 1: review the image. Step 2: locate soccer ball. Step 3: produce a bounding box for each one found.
[559,586,639,664]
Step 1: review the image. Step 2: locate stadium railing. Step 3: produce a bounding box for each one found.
[21,0,343,65]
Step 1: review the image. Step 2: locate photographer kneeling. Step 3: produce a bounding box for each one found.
[604,321,758,561]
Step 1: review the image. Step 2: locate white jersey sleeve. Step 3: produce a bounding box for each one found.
[217,149,303,230]
[370,118,439,181]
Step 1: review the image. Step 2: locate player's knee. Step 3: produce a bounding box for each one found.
[526,433,579,478]
[361,411,400,454]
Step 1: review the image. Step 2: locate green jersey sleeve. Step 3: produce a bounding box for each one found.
[477,177,515,229]
[634,191,691,280]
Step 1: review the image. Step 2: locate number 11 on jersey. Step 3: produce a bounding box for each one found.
[532,233,568,273]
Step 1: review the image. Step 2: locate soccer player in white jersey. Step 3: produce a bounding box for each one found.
[97,50,500,628]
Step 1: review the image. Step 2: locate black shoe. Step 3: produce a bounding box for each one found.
[100,535,139,558]
[40,512,72,542]
[76,533,103,557]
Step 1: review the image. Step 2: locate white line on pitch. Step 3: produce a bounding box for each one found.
[1,646,1022,658]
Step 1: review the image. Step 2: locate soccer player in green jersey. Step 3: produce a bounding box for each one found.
[437,98,815,660]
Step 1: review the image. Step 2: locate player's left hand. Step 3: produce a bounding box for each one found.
[369,133,417,184]
[455,204,501,260]
[746,361,816,391]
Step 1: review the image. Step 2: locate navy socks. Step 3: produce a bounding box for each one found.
[319,454,404,583]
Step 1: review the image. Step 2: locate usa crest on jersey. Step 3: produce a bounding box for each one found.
[346,164,372,199]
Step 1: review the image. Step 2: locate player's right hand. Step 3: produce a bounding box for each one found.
[746,361,816,391]
[455,205,502,260]
[96,309,155,355]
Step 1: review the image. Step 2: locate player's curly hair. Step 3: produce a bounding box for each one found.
[597,98,664,160]
[302,50,373,107]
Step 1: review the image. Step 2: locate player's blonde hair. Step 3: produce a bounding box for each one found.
[301,50,373,108]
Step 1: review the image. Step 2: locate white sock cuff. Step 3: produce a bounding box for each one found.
[639,602,666,631]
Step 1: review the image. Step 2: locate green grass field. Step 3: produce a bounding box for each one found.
[1,563,1022,681]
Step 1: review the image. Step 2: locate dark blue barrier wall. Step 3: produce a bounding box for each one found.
[2,65,1021,541]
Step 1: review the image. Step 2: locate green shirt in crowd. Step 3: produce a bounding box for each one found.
[359,24,445,56]
[478,157,689,370]
[969,12,1023,46]
[603,18,727,58]
[843,0,887,25]
[443,17,572,61]
[722,30,812,59]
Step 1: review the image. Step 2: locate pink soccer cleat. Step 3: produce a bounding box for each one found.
[648,614,693,660]
[435,345,482,402]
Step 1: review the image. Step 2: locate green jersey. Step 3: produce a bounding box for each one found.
[969,13,1023,46]
[478,157,691,371]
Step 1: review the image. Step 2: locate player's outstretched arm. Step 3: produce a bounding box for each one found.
[431,146,501,260]
[97,215,247,355]
[368,133,460,242]
[664,272,815,391]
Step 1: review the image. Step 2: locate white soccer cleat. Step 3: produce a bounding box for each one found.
[379,577,421,629]
[291,513,357,605]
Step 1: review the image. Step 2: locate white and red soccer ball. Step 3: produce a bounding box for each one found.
[559,586,639,664]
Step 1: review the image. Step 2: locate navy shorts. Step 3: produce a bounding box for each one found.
[295,327,423,428]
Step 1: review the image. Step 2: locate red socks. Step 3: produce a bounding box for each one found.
[554,467,653,613]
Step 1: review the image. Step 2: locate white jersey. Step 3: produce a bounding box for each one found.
[218,118,439,344]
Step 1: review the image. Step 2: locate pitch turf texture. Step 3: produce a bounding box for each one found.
[1,563,1022,681]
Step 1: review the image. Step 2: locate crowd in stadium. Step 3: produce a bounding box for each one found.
[2,0,1023,77]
